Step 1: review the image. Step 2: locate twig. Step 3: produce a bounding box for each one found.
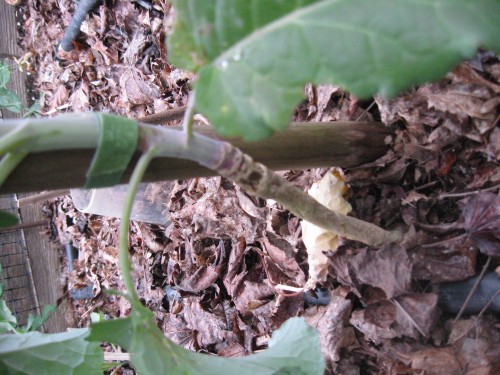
[0,219,46,233]
[477,289,500,319]
[18,189,70,207]
[414,180,438,192]
[419,234,466,249]
[355,100,376,121]
[137,105,187,124]
[438,183,500,199]
[104,352,130,362]
[453,257,491,323]
[392,298,426,337]
[203,141,403,246]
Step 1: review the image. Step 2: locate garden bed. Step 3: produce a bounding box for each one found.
[8,0,500,373]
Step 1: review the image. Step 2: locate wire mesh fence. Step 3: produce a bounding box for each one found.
[0,194,39,326]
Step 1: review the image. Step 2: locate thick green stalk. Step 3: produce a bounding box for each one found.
[0,152,28,186]
[0,115,402,247]
[0,114,100,152]
[182,91,197,144]
[119,146,160,302]
[0,124,32,154]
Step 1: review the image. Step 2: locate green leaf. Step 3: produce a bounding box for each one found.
[0,323,16,335]
[0,211,18,228]
[169,0,320,72]
[0,329,103,375]
[87,316,134,350]
[0,88,22,113]
[89,303,324,375]
[84,113,139,188]
[169,0,500,141]
[23,305,56,332]
[23,99,41,118]
[0,62,10,88]
[0,301,17,334]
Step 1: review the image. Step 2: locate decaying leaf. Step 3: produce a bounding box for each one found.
[386,316,500,375]
[330,244,413,302]
[350,309,398,345]
[409,346,462,375]
[301,168,352,288]
[464,192,500,257]
[448,317,500,374]
[350,244,412,299]
[304,295,357,373]
[352,293,439,343]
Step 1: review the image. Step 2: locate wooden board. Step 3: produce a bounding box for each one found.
[1,2,70,333]
[0,1,28,120]
[18,194,74,332]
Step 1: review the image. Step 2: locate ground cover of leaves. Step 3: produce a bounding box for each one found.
[12,0,500,374]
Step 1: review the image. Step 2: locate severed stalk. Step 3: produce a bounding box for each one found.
[0,114,402,247]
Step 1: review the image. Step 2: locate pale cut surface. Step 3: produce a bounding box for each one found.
[301,168,352,288]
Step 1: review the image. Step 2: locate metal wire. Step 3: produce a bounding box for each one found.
[0,194,40,326]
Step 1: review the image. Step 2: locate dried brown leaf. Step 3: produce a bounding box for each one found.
[350,309,398,345]
[260,232,306,286]
[350,244,412,299]
[409,347,462,375]
[464,192,500,256]
[182,297,236,348]
[120,67,160,106]
[410,243,477,283]
[393,293,439,338]
[304,295,355,372]
[449,317,500,375]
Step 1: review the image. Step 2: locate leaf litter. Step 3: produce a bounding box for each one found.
[12,0,500,373]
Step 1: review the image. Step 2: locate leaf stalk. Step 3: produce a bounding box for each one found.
[119,146,160,302]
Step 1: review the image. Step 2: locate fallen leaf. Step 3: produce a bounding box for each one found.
[304,295,356,373]
[449,317,500,375]
[409,347,462,375]
[350,244,412,299]
[464,192,500,256]
[410,242,477,283]
[392,293,439,339]
[120,67,160,106]
[350,309,398,345]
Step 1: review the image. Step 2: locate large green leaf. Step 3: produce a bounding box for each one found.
[169,0,320,71]
[0,329,103,375]
[87,316,133,349]
[89,303,324,375]
[0,88,22,113]
[168,0,500,141]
